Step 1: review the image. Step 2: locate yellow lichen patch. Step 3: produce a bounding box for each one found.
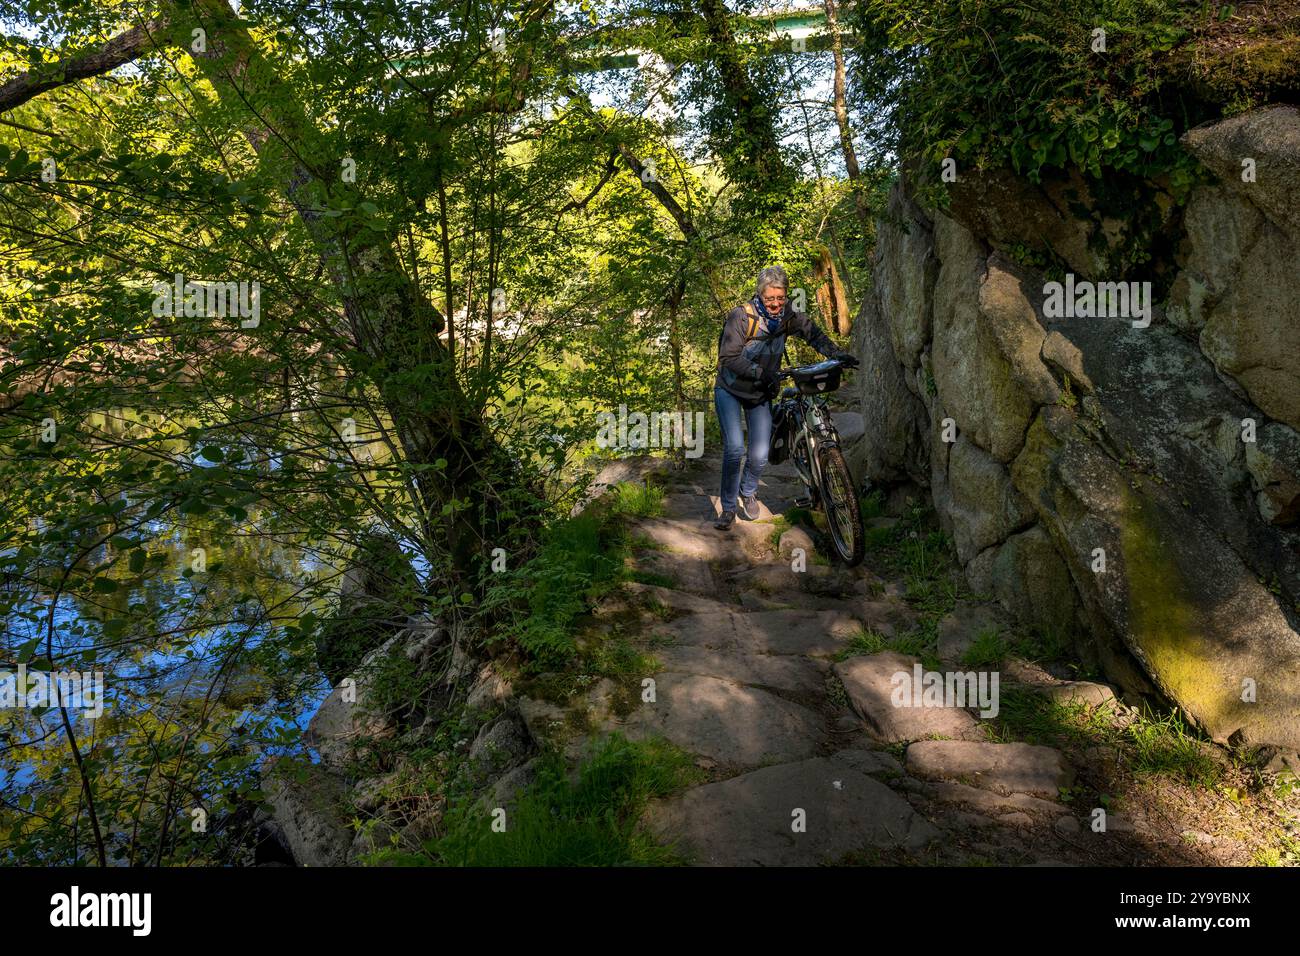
[1009,410,1059,511]
[1117,483,1240,740]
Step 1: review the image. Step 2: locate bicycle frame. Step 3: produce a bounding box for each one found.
[779,390,841,503]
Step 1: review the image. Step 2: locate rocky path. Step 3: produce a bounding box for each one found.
[515,450,1146,867]
[284,446,1291,868]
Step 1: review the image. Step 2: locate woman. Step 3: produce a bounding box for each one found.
[713,265,858,530]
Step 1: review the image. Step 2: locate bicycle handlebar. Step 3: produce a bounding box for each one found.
[777,357,846,379]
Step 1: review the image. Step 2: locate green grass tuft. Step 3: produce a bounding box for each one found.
[990,688,1225,789]
[1124,707,1221,787]
[608,480,666,518]
[836,628,889,660]
[425,734,699,866]
[859,488,886,521]
[959,627,1008,668]
[627,568,676,588]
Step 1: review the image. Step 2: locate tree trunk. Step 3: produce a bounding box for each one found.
[666,273,688,467]
[176,0,517,585]
[812,245,852,336]
[824,0,872,239]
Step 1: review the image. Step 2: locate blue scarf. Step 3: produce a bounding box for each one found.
[751,295,787,336]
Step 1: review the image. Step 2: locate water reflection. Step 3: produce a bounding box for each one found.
[0,405,404,864]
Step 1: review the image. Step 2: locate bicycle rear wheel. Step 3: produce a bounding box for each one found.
[818,446,864,567]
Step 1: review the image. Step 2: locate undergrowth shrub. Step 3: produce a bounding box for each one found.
[417,733,697,866]
[482,480,666,670]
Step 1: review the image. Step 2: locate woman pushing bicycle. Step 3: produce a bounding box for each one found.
[713,265,858,531]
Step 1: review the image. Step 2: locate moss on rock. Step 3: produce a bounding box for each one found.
[315,532,422,685]
[1117,483,1241,741]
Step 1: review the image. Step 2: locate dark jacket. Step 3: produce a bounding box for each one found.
[714,301,840,404]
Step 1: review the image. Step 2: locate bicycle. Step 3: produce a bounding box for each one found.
[767,358,865,567]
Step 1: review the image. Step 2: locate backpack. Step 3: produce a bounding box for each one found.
[715,302,765,372]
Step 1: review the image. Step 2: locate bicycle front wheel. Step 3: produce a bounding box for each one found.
[818,446,864,567]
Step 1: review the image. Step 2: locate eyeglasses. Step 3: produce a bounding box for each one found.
[761,293,787,304]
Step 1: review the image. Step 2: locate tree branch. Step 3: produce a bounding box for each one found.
[558,149,619,215]
[0,17,171,114]
[615,144,697,239]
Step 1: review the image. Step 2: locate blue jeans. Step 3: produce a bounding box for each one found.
[714,386,772,514]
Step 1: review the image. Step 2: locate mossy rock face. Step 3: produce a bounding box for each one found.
[1111,482,1300,749]
[855,108,1300,749]
[340,531,422,604]
[315,601,403,686]
[1174,35,1300,112]
[315,532,421,684]
[997,303,1300,747]
[1031,429,1300,750]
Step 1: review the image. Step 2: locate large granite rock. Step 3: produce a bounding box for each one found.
[1245,422,1300,525]
[306,634,405,767]
[930,218,1058,463]
[905,740,1073,799]
[1182,105,1300,237]
[851,279,930,484]
[307,617,452,767]
[1011,404,1300,749]
[263,758,353,867]
[987,524,1078,638]
[947,166,1105,277]
[315,531,422,685]
[875,183,938,368]
[946,435,1036,563]
[1179,106,1300,431]
[847,111,1300,749]
[833,651,985,743]
[1197,218,1300,430]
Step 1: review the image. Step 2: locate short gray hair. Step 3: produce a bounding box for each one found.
[755,265,788,299]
